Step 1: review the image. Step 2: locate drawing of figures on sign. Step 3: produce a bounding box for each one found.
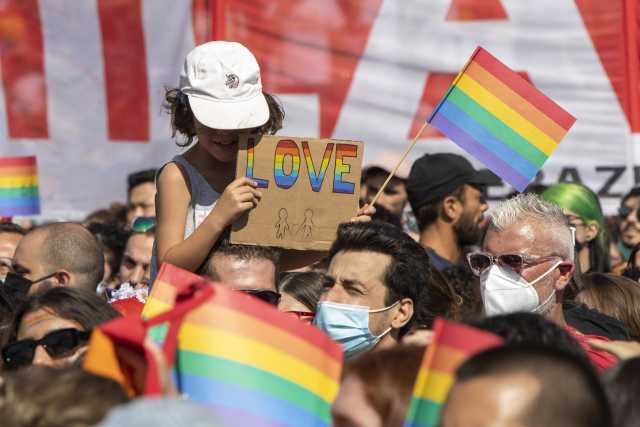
[300,209,314,238]
[275,208,290,240]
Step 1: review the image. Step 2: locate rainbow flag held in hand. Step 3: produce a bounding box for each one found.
[428,47,576,192]
[143,263,344,427]
[404,318,503,427]
[0,156,40,216]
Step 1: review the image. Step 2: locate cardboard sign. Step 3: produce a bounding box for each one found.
[231,135,363,250]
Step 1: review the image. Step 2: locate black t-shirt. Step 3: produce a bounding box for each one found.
[564,301,630,341]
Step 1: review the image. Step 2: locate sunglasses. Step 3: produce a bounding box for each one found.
[467,252,561,276]
[131,216,156,233]
[240,289,281,306]
[618,206,640,221]
[2,328,90,369]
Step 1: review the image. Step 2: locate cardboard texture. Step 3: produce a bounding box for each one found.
[231,135,363,250]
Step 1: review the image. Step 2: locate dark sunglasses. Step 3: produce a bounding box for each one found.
[618,206,632,219]
[131,216,156,233]
[240,289,281,306]
[467,252,560,276]
[2,328,90,369]
[618,205,640,221]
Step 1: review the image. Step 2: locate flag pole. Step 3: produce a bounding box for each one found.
[370,122,429,207]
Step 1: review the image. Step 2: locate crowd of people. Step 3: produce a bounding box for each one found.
[1,40,640,427]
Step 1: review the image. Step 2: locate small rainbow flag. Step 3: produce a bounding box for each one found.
[0,156,40,216]
[428,47,576,192]
[404,318,503,427]
[143,263,343,427]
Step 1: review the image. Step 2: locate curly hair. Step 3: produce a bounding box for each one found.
[163,88,285,147]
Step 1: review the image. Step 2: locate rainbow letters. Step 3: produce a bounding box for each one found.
[244,137,358,194]
[233,135,363,251]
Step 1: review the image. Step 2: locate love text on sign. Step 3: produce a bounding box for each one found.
[231,136,363,250]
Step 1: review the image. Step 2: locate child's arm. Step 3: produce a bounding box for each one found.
[156,164,262,272]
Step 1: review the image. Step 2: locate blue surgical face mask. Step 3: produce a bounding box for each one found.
[313,300,398,359]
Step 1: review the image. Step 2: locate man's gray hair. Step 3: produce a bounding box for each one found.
[488,193,574,261]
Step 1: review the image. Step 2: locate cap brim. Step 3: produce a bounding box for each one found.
[469,169,503,186]
[188,93,270,130]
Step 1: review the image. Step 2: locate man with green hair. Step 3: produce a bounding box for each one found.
[617,187,640,262]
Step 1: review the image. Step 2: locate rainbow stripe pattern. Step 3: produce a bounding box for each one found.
[143,264,343,427]
[303,141,333,192]
[428,47,576,192]
[246,138,269,188]
[404,318,503,427]
[274,139,301,189]
[333,144,357,194]
[0,156,40,216]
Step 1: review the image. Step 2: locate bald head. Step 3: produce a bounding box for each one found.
[13,223,104,293]
[441,346,611,427]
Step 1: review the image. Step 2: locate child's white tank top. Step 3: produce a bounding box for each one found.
[149,154,220,285]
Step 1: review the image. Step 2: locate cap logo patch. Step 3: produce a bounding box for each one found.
[225,73,240,89]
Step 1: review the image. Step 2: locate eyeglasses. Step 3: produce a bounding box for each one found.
[131,216,156,233]
[618,206,631,219]
[467,252,561,276]
[283,310,315,323]
[617,206,640,221]
[240,289,281,306]
[564,215,585,228]
[2,328,90,369]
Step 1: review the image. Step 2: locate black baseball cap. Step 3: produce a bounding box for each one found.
[406,153,496,211]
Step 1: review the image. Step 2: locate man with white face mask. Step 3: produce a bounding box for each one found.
[314,221,432,359]
[468,193,616,371]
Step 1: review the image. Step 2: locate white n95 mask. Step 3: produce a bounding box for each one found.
[480,261,562,316]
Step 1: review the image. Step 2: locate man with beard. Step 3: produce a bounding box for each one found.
[7,223,104,297]
[406,153,490,270]
[617,187,640,261]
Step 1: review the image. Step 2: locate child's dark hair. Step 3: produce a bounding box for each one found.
[164,88,285,147]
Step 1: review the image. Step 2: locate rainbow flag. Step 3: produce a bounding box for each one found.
[428,47,576,192]
[143,263,343,427]
[0,156,40,216]
[404,318,503,427]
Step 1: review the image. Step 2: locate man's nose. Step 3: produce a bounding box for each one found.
[32,345,53,366]
[129,265,144,285]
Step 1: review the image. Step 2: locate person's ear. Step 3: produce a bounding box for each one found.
[53,270,72,286]
[391,298,414,330]
[584,221,599,242]
[442,195,463,222]
[554,262,575,291]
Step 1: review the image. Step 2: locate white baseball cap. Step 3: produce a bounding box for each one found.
[179,41,270,130]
